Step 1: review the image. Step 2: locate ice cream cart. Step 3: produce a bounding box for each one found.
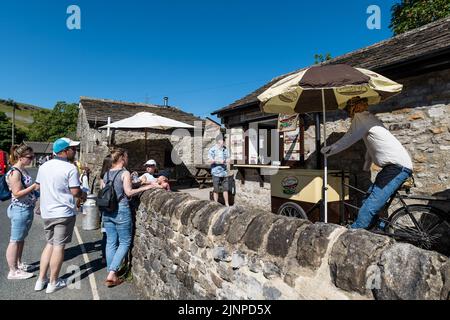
[271,169,350,224]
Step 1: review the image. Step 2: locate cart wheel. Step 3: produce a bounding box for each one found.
[278,202,307,219]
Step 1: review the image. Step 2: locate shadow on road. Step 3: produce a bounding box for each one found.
[27,240,106,282]
[64,240,102,260]
[60,257,105,284]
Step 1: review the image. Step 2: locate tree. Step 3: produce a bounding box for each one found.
[314,53,332,64]
[0,112,27,151]
[390,0,450,35]
[27,101,78,142]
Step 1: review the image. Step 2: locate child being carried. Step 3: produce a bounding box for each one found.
[150,175,171,191]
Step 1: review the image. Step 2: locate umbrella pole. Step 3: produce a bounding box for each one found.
[315,113,321,170]
[145,129,148,159]
[322,89,328,223]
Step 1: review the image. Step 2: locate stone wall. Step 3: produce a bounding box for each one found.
[76,105,110,187]
[234,170,271,210]
[132,188,450,300]
[373,69,450,113]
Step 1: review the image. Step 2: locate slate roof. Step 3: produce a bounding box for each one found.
[80,97,205,128]
[212,17,450,115]
[24,141,53,154]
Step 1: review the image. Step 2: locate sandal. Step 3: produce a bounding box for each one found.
[104,278,124,288]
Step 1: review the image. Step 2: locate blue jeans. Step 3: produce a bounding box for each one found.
[7,204,34,242]
[351,165,412,229]
[103,203,132,272]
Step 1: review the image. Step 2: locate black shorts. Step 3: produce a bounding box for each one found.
[213,176,229,193]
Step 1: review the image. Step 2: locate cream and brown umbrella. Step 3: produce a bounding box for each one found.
[257,64,403,222]
[258,64,403,114]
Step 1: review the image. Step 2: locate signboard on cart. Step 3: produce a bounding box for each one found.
[283,128,300,161]
[271,169,348,203]
[278,114,299,132]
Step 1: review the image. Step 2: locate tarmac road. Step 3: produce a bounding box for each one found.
[0,167,142,300]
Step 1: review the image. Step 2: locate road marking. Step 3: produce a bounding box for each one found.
[74,226,100,300]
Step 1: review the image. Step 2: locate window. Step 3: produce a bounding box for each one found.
[247,119,279,165]
[229,127,244,162]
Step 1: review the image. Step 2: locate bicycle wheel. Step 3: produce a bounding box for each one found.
[387,205,450,255]
[278,202,308,219]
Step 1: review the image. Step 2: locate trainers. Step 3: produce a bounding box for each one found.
[18,262,33,272]
[46,279,66,294]
[7,269,34,280]
[34,277,49,291]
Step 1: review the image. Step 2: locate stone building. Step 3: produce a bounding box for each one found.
[211,17,450,217]
[76,97,221,186]
[23,141,53,166]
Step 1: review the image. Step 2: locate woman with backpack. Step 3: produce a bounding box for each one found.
[100,148,152,287]
[5,143,38,280]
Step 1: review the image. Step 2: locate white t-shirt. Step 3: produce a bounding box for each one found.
[329,111,413,170]
[140,172,156,183]
[36,158,80,219]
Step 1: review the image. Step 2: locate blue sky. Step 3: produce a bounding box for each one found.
[0,0,398,120]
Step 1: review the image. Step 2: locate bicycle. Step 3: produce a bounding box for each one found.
[346,177,450,256]
[277,175,450,256]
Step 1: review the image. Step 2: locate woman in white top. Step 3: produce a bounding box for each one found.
[5,144,38,280]
[139,159,158,185]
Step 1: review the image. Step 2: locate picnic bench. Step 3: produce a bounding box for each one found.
[191,164,213,189]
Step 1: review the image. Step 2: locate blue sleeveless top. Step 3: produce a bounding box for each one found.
[103,169,128,205]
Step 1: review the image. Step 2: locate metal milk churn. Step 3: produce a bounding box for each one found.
[82,194,100,230]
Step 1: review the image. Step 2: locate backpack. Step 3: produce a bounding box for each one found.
[97,169,124,213]
[0,175,10,201]
[0,167,26,202]
[228,175,236,195]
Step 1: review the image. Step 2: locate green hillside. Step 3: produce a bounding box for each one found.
[0,99,43,130]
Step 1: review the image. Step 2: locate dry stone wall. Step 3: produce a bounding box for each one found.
[234,170,271,210]
[132,189,450,300]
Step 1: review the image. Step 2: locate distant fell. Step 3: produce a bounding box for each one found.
[0,99,44,129]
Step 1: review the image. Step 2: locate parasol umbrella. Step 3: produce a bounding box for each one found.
[99,112,195,158]
[257,64,403,223]
[100,112,195,130]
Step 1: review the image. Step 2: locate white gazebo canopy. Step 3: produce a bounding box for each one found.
[99,112,195,130]
[99,112,196,159]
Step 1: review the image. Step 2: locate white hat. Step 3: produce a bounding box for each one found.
[144,159,157,167]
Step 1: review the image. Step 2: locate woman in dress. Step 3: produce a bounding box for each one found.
[5,143,38,280]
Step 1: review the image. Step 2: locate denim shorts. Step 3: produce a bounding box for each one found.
[7,204,34,242]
